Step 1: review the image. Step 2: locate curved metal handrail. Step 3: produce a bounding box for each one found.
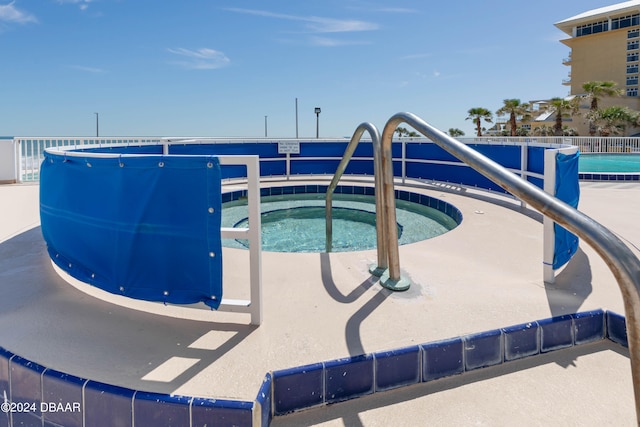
[383,112,640,421]
[325,123,390,273]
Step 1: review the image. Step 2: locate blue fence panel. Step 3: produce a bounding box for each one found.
[170,142,280,158]
[470,144,521,170]
[406,143,460,163]
[405,162,508,193]
[527,146,546,176]
[40,152,223,309]
[553,151,580,269]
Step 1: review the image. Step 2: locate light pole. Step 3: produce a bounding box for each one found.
[264,115,268,137]
[94,112,99,137]
[314,107,321,138]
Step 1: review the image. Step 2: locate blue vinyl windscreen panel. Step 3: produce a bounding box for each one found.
[553,151,580,269]
[39,153,223,309]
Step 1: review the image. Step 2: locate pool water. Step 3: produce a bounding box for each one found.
[222,192,458,253]
[579,153,640,172]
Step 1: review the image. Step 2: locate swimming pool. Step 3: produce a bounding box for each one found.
[221,186,461,253]
[579,153,640,172]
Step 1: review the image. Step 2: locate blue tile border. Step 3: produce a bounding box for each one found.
[272,363,324,416]
[539,314,574,353]
[0,308,630,426]
[325,355,374,404]
[502,321,539,361]
[222,185,463,227]
[374,345,421,391]
[579,172,640,181]
[463,329,504,370]
[607,310,628,347]
[422,337,464,381]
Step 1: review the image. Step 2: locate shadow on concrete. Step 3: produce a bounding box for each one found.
[0,227,258,396]
[319,252,379,304]
[544,248,593,318]
[319,252,391,357]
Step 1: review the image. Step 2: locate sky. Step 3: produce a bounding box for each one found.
[0,0,621,138]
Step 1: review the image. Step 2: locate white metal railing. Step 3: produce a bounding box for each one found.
[15,137,162,181]
[9,135,640,184]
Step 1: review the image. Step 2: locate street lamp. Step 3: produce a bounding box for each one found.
[264,115,268,137]
[94,112,99,137]
[314,107,321,138]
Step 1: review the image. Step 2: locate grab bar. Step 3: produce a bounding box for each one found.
[383,112,640,421]
[325,123,387,270]
[325,123,408,290]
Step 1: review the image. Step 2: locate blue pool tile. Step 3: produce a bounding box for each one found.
[502,322,539,361]
[133,391,191,427]
[270,186,283,196]
[41,369,85,427]
[409,192,419,203]
[255,373,273,427]
[282,186,294,194]
[84,381,134,427]
[422,337,464,381]
[539,314,574,353]
[293,185,306,194]
[318,185,329,194]
[374,346,421,391]
[607,311,628,347]
[273,363,324,415]
[191,398,253,427]
[463,329,503,370]
[305,184,318,194]
[354,186,365,195]
[573,309,605,345]
[9,356,46,426]
[260,187,271,197]
[364,187,375,196]
[398,190,410,201]
[325,355,374,404]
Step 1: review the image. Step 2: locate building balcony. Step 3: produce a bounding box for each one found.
[562,78,572,85]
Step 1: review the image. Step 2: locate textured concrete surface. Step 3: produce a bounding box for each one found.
[0,179,639,426]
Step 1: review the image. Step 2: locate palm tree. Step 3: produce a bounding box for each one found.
[581,81,623,135]
[532,125,554,136]
[448,128,465,137]
[395,127,419,137]
[496,99,531,136]
[593,106,637,136]
[466,107,493,137]
[546,97,580,136]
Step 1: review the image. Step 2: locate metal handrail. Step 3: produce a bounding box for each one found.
[384,112,640,421]
[325,123,389,272]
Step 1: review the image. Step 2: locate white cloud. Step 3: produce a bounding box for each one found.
[310,36,369,47]
[225,8,378,33]
[167,48,230,70]
[56,0,93,10]
[0,1,37,24]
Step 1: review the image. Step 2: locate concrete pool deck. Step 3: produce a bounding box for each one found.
[0,179,639,425]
